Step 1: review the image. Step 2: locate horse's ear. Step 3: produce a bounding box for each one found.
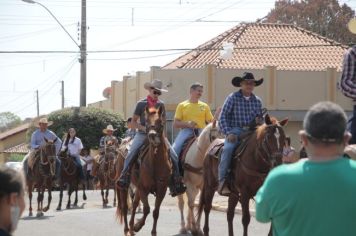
[279,118,289,127]
[265,114,272,125]
[44,137,48,143]
[212,119,216,128]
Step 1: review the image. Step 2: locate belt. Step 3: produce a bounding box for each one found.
[241,126,250,131]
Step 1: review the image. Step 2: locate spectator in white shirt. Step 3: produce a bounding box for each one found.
[81,148,94,183]
[62,128,84,180]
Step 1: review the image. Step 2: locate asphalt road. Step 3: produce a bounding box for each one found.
[15,190,270,236]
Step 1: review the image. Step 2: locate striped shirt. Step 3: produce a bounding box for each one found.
[340,46,356,100]
[219,90,262,135]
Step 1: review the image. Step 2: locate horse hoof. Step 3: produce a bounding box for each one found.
[29,212,33,217]
[43,207,49,212]
[113,203,116,207]
[66,205,70,209]
[36,212,43,217]
[133,223,143,232]
[73,203,78,207]
[56,207,61,211]
[83,195,87,201]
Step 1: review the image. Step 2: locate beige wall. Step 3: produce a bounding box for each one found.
[0,131,27,164]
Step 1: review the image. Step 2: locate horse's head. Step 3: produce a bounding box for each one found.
[104,144,117,163]
[145,105,165,147]
[58,146,68,160]
[200,119,224,143]
[257,114,288,167]
[42,137,58,176]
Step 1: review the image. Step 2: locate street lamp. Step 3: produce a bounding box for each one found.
[22,0,87,107]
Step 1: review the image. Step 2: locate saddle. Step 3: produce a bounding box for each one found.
[179,136,197,164]
[207,131,254,160]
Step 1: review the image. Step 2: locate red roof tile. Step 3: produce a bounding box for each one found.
[2,143,29,154]
[163,23,347,71]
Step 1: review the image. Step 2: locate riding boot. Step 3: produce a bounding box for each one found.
[169,168,186,197]
[217,178,231,197]
[117,156,137,189]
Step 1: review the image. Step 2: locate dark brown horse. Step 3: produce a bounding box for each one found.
[197,114,288,236]
[25,138,57,217]
[56,148,87,210]
[97,143,119,207]
[116,105,171,236]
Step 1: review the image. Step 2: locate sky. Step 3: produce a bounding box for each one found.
[0,0,355,120]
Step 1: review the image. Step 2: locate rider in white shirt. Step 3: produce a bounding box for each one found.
[62,128,84,180]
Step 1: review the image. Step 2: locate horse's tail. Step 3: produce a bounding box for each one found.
[115,183,123,224]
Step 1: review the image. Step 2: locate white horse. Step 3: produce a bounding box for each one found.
[177,120,222,234]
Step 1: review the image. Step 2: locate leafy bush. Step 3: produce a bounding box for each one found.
[26,107,125,149]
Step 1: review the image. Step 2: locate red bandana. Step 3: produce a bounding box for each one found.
[147,95,158,108]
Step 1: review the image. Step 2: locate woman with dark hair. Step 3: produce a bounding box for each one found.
[0,166,25,236]
[62,128,84,180]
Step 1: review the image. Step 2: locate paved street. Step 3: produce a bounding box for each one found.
[15,190,270,236]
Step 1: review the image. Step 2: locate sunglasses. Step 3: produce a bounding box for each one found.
[153,90,162,95]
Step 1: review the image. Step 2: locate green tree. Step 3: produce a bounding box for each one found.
[264,0,355,45]
[26,107,125,149]
[0,112,21,132]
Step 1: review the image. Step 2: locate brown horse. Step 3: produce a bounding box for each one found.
[197,114,288,236]
[97,143,119,207]
[56,148,87,210]
[25,138,57,217]
[116,105,171,236]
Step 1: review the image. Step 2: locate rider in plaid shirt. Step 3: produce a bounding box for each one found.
[339,46,356,144]
[218,72,263,196]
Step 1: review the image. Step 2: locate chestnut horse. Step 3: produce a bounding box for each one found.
[25,138,57,217]
[177,120,223,234]
[116,105,171,236]
[197,114,288,236]
[56,148,87,210]
[97,143,119,207]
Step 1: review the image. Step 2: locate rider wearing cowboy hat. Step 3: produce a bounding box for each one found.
[218,72,264,196]
[99,124,119,149]
[23,117,62,179]
[117,79,186,197]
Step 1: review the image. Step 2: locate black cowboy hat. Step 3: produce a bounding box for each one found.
[231,72,263,87]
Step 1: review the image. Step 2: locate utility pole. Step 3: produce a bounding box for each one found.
[61,80,64,109]
[36,90,39,117]
[79,0,87,107]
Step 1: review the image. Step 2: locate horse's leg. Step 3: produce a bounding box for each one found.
[82,181,87,201]
[188,185,200,235]
[119,189,130,235]
[105,186,109,205]
[100,183,105,207]
[202,188,215,236]
[67,185,73,209]
[133,189,150,233]
[43,182,52,212]
[151,186,166,236]
[57,180,63,210]
[177,194,187,234]
[227,194,239,236]
[36,186,43,217]
[113,183,117,207]
[129,189,141,234]
[240,193,251,236]
[268,224,273,236]
[28,181,33,216]
[73,183,78,207]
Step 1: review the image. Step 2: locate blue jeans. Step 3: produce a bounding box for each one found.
[71,154,84,180]
[349,105,356,144]
[172,128,196,157]
[218,127,245,183]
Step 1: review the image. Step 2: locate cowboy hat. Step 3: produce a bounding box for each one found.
[36,117,53,127]
[103,124,117,134]
[144,79,168,92]
[231,72,263,87]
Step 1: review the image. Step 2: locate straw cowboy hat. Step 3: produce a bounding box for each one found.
[231,72,263,87]
[144,79,168,92]
[36,117,53,127]
[103,124,117,134]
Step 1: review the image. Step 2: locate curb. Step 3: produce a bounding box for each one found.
[194,202,256,217]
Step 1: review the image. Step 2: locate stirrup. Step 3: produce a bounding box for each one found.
[217,180,231,197]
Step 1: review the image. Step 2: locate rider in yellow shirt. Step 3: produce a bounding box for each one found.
[172,82,214,158]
